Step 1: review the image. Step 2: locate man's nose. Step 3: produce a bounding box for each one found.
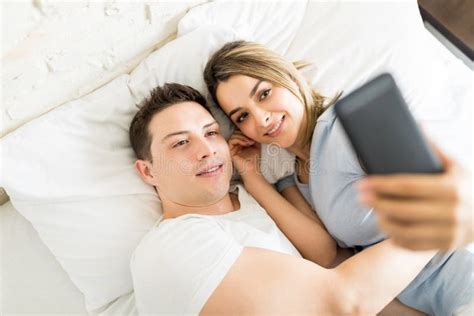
[197,138,217,160]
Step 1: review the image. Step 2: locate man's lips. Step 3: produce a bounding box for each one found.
[196,163,224,176]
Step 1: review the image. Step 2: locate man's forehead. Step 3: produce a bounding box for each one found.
[148,102,215,141]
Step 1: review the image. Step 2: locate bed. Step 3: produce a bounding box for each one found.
[1,1,472,315]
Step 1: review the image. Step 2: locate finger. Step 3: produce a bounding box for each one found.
[361,193,456,223]
[228,138,253,148]
[230,146,239,156]
[229,136,254,145]
[230,134,255,144]
[377,214,454,244]
[233,129,244,135]
[228,141,239,153]
[357,174,455,199]
[391,236,452,251]
[230,129,247,138]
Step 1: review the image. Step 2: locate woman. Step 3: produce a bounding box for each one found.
[203,40,473,316]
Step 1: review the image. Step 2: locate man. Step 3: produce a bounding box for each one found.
[128,83,434,315]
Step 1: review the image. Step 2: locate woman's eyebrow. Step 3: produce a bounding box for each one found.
[228,80,264,118]
[228,107,242,118]
[249,80,263,99]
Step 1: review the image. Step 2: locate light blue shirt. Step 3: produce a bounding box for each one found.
[275,106,473,315]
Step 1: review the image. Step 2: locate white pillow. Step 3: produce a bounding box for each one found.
[282,0,472,169]
[127,26,245,140]
[176,0,307,54]
[1,24,281,312]
[128,0,308,137]
[1,74,160,312]
[177,0,472,173]
[1,0,309,309]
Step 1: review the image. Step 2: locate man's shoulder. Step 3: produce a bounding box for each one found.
[131,214,233,272]
[130,214,244,315]
[130,213,242,281]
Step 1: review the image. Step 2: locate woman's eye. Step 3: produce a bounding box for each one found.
[259,88,271,101]
[236,112,248,124]
[172,140,188,148]
[206,130,219,136]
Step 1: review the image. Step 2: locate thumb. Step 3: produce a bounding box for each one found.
[419,125,453,172]
[428,139,454,172]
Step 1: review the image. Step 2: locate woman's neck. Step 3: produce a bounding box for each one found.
[288,142,310,161]
[288,107,312,161]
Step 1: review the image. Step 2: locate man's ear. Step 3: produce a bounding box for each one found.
[134,159,156,186]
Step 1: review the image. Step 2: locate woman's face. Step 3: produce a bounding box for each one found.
[216,75,305,148]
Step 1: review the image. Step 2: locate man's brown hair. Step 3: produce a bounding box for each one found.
[129,83,211,162]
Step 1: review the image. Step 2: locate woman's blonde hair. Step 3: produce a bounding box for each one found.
[204,40,341,148]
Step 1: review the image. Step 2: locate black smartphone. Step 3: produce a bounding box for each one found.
[334,73,444,174]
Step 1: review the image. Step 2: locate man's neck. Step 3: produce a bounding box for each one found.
[161,192,240,220]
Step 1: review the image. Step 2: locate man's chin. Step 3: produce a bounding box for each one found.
[191,184,230,206]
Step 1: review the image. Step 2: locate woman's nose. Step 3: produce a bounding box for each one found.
[255,108,271,128]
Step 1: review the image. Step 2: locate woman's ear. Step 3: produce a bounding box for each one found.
[134,159,156,186]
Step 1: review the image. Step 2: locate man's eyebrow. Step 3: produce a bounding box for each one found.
[228,80,263,119]
[161,121,218,143]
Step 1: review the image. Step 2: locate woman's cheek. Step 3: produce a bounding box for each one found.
[241,122,260,141]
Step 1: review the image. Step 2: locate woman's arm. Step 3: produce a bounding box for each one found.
[227,133,337,267]
[244,174,337,267]
[279,185,320,221]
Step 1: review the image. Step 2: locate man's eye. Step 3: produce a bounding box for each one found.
[172,140,188,148]
[259,88,271,101]
[236,112,248,124]
[206,130,219,136]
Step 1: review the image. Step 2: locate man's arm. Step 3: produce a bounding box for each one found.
[201,240,435,315]
[357,144,473,250]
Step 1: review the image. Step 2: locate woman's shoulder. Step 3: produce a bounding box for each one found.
[310,106,365,173]
[310,105,339,150]
[317,104,337,123]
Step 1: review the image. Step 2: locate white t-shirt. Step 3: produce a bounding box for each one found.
[130,183,301,315]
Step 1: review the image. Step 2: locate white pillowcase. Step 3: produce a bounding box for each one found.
[282,0,472,169]
[176,0,307,54]
[128,26,243,140]
[1,0,309,310]
[1,74,160,312]
[178,0,471,176]
[1,21,294,312]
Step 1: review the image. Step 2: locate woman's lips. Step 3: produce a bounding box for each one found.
[264,115,285,137]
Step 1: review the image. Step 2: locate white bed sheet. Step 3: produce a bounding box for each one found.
[1,201,88,314]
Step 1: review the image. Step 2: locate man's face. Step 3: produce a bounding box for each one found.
[143,101,233,206]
